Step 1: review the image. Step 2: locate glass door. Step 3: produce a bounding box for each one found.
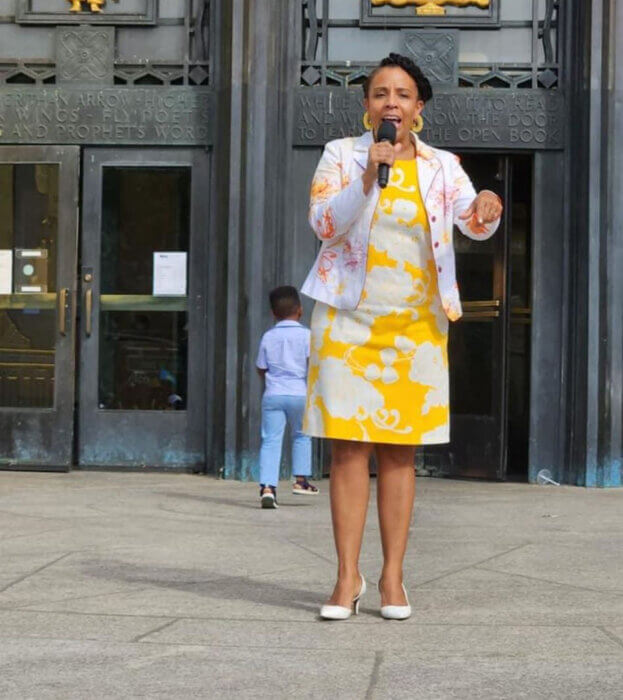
[0,147,80,470]
[446,154,509,479]
[423,154,518,480]
[79,149,209,468]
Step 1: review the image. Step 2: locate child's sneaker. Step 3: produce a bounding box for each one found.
[292,478,319,496]
[260,485,278,509]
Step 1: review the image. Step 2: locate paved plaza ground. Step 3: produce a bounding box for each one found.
[0,471,622,699]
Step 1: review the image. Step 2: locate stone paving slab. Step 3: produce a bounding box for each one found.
[0,639,375,699]
[0,609,171,643]
[146,616,621,656]
[371,655,623,700]
[0,471,621,699]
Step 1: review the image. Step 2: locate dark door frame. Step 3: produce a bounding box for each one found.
[78,147,209,469]
[528,150,566,484]
[0,146,80,471]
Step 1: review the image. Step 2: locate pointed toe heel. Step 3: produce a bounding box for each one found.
[379,582,411,620]
[320,575,366,620]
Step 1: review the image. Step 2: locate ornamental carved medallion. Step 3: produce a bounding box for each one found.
[56,27,114,85]
[402,30,458,84]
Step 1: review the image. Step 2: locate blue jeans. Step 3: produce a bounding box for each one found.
[259,394,312,487]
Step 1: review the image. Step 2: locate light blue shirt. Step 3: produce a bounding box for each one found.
[256,320,311,397]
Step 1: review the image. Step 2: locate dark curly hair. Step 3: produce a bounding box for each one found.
[269,285,301,320]
[362,53,433,103]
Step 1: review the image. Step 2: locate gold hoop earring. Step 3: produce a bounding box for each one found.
[412,114,424,134]
[362,112,373,131]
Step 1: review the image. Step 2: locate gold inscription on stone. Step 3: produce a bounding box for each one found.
[371,0,490,16]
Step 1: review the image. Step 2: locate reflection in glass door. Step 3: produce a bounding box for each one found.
[98,167,190,411]
[79,149,208,468]
[1,164,57,409]
[0,147,79,470]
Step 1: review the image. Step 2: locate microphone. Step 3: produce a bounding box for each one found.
[376,119,396,189]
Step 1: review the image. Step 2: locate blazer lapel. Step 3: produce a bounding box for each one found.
[416,137,441,203]
[353,131,373,170]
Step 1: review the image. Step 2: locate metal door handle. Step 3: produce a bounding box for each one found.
[85,288,93,337]
[462,300,501,310]
[58,288,68,335]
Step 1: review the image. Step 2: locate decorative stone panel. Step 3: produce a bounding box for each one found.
[56,27,115,86]
[0,87,215,145]
[402,30,459,86]
[293,88,565,150]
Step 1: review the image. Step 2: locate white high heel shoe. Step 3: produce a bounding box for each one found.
[319,575,366,620]
[379,581,411,620]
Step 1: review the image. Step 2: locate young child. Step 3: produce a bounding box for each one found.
[256,286,318,508]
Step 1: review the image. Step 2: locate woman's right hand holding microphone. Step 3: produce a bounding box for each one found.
[362,141,404,195]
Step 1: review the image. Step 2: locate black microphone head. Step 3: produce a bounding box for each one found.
[376,119,396,144]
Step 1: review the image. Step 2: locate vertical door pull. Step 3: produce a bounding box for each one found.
[58,288,69,336]
[85,288,93,337]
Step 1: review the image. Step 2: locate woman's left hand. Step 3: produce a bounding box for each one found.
[459,190,503,225]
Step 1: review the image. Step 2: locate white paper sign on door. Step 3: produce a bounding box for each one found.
[0,250,12,294]
[153,252,187,296]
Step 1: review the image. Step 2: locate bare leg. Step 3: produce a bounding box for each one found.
[325,439,374,607]
[376,444,416,605]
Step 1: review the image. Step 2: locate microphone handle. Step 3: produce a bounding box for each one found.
[378,163,390,189]
[376,136,393,189]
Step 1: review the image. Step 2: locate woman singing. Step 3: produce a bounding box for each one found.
[301,53,503,620]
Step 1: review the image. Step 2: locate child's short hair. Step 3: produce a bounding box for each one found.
[269,285,301,319]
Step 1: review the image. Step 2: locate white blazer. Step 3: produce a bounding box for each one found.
[301,131,501,321]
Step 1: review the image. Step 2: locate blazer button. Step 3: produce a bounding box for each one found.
[431,216,437,222]
[438,266,442,273]
[434,242,439,248]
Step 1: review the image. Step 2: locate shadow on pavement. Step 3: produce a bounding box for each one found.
[81,560,325,614]
[163,491,315,510]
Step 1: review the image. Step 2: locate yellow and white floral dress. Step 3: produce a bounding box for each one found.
[304,159,450,445]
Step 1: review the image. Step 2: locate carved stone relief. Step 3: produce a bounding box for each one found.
[56,27,115,86]
[402,30,459,85]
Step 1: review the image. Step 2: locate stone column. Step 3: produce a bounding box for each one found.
[223,0,299,479]
[582,0,623,486]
